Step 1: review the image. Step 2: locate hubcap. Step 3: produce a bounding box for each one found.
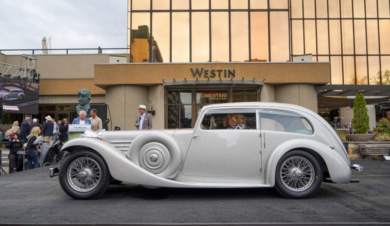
[138,142,170,174]
[67,157,101,193]
[149,154,159,162]
[280,156,315,192]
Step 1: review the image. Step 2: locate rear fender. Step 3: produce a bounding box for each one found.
[264,139,351,186]
[61,138,186,187]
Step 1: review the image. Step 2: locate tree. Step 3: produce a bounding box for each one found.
[352,93,370,134]
[2,112,11,125]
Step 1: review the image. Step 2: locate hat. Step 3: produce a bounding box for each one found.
[45,115,53,121]
[139,105,147,110]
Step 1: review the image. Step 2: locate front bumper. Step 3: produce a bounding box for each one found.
[351,164,364,173]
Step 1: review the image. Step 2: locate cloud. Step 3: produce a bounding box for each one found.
[0,0,127,52]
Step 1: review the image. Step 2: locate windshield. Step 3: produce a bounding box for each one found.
[3,88,10,92]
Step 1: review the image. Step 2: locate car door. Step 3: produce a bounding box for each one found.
[259,109,314,156]
[182,108,262,178]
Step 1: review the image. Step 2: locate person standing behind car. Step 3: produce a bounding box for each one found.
[89,108,102,131]
[58,120,69,142]
[135,105,152,130]
[20,117,30,143]
[52,118,59,141]
[42,116,54,142]
[72,111,91,125]
[29,118,40,131]
[26,127,43,170]
[6,133,24,173]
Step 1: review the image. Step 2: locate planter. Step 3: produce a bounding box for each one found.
[346,134,376,141]
[0,125,12,132]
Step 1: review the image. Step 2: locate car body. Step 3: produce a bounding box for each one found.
[51,102,363,199]
[0,86,25,100]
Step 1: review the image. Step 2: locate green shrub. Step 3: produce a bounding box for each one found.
[336,130,346,141]
[2,112,11,125]
[352,93,370,134]
[374,118,390,134]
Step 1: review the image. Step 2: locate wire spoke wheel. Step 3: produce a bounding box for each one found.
[67,157,101,193]
[280,156,315,192]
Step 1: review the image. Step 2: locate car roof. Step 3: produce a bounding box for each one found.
[201,102,314,114]
[3,86,22,91]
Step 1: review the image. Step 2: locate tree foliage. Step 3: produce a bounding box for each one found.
[352,93,370,134]
[374,118,390,134]
[2,112,11,125]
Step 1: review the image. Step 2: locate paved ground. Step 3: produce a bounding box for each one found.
[0,159,389,224]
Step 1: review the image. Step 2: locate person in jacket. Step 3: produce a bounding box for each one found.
[29,118,40,131]
[72,110,91,124]
[6,133,24,173]
[26,127,42,170]
[42,115,54,142]
[135,105,152,130]
[20,117,31,143]
[59,120,69,142]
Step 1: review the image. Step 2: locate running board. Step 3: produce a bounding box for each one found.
[323,178,360,183]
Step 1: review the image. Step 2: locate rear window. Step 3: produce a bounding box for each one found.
[259,109,313,135]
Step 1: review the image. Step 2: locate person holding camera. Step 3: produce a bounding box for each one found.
[6,133,24,173]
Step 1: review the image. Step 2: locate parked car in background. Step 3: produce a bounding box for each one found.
[0,86,25,100]
[50,103,363,200]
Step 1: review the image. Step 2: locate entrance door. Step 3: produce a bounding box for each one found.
[182,108,262,178]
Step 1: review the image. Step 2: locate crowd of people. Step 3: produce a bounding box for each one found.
[1,116,69,173]
[0,106,149,174]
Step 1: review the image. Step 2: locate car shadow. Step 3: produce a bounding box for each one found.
[101,183,346,201]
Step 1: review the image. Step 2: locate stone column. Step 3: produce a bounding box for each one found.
[105,85,148,130]
[274,84,318,113]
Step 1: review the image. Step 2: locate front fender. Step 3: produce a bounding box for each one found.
[264,139,351,186]
[61,138,189,187]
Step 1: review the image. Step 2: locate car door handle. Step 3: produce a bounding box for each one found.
[193,135,200,139]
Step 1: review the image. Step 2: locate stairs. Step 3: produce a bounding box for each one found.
[0,149,10,174]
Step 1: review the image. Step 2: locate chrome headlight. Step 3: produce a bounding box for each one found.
[80,130,104,139]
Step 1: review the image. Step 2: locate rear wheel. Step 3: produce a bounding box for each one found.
[59,150,110,199]
[275,150,322,199]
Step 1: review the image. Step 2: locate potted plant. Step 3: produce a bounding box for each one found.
[0,112,12,132]
[346,93,375,141]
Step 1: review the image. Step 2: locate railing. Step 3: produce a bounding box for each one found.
[0,48,130,55]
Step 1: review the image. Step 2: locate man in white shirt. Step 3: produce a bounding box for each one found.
[72,111,91,124]
[135,105,152,130]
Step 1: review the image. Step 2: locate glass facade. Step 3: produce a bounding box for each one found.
[128,0,289,63]
[128,0,390,85]
[291,0,390,85]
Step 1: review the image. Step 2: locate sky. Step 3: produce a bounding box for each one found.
[0,0,127,53]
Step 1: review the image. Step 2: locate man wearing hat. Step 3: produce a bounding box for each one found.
[42,115,54,142]
[135,104,152,130]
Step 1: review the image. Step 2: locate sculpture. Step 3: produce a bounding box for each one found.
[75,89,91,118]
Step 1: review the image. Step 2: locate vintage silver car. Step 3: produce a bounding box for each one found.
[0,86,25,100]
[50,103,363,199]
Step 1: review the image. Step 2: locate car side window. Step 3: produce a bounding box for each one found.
[259,109,313,135]
[200,109,257,130]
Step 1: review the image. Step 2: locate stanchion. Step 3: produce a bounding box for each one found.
[0,149,7,175]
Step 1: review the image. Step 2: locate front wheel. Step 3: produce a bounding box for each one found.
[59,150,110,199]
[275,150,322,199]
